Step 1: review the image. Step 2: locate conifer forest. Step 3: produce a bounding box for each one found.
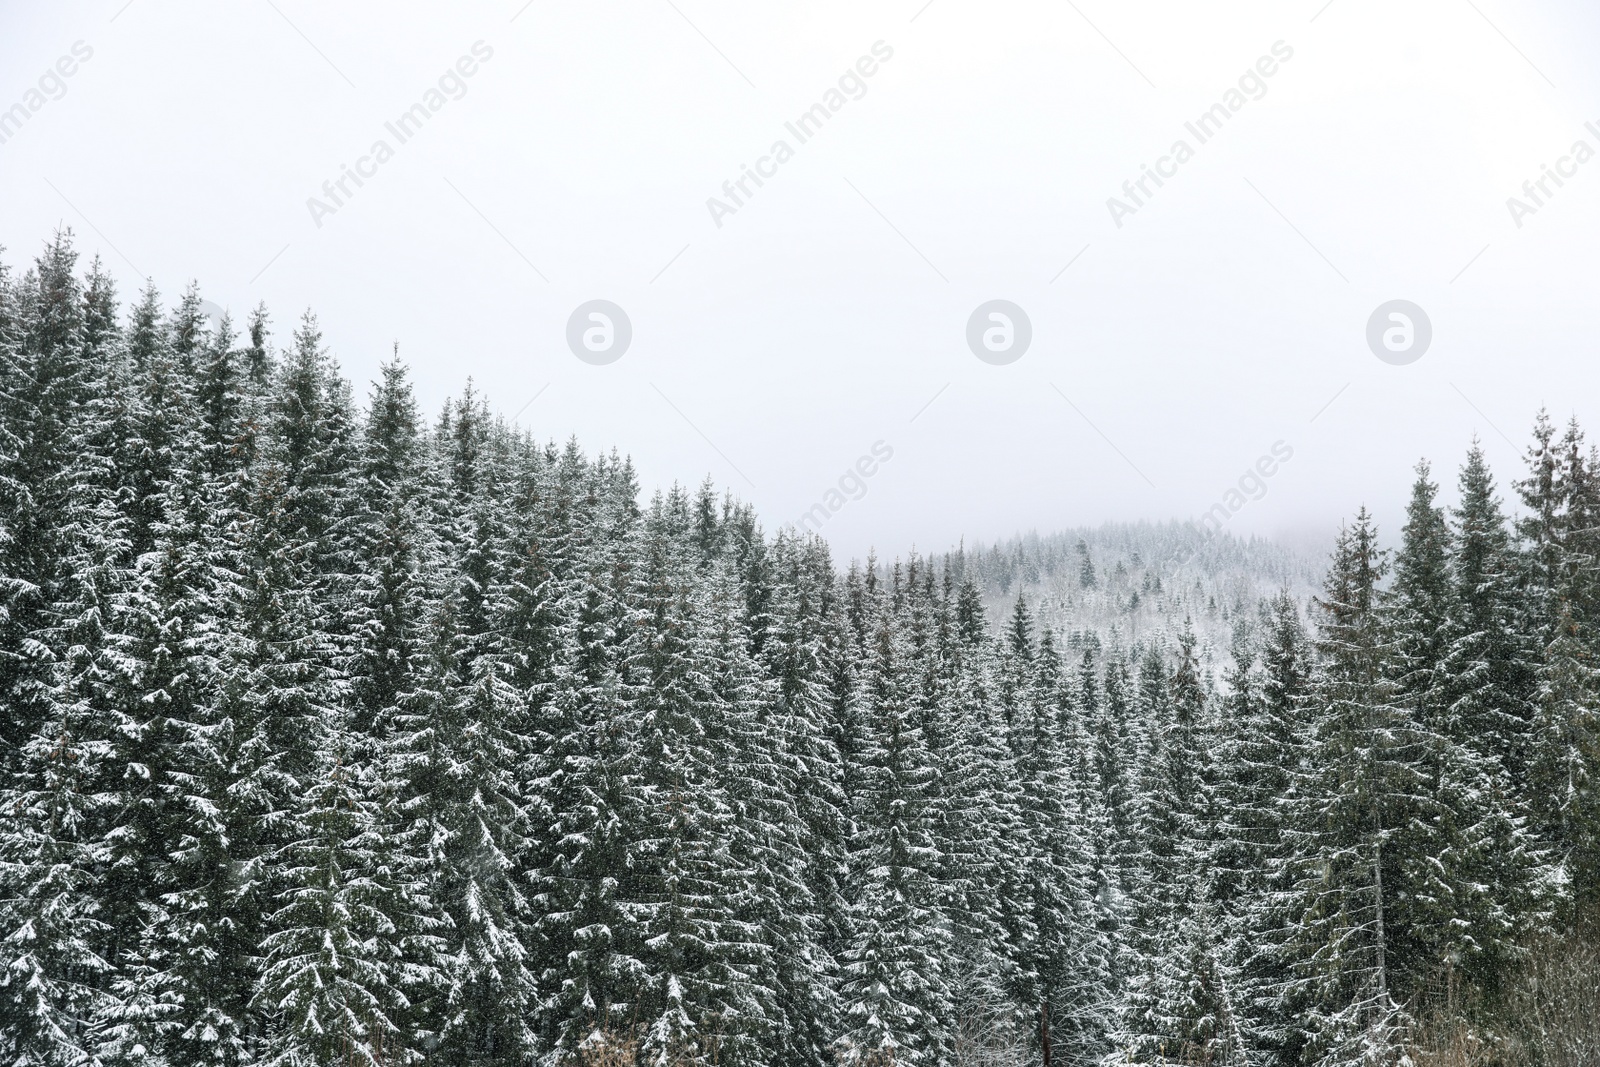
[6,235,1600,1067]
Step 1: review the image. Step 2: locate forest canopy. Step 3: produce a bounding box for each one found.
[1,234,1597,1067]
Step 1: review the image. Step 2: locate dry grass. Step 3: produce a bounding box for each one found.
[574,1028,640,1067]
[1406,935,1600,1067]
[1504,938,1600,1067]
[1410,1018,1494,1067]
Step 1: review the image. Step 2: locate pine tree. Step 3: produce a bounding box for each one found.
[1444,444,1538,789]
[837,601,952,1067]
[0,234,122,1067]
[1096,650,1142,906]
[349,357,431,740]
[1040,628,1116,1064]
[1531,602,1600,906]
[103,459,255,1067]
[1416,450,1554,1001]
[1285,512,1423,1066]
[253,719,407,1067]
[0,545,114,1067]
[758,532,850,1066]
[1517,417,1600,906]
[927,605,1028,1057]
[228,444,347,1060]
[1113,622,1249,1066]
[0,235,97,766]
[382,393,538,1065]
[1230,594,1312,1065]
[621,524,772,1066]
[94,285,291,1067]
[528,457,648,1062]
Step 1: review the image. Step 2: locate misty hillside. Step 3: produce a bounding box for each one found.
[959,523,1325,673]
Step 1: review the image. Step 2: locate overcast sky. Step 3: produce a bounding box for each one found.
[4,0,1599,562]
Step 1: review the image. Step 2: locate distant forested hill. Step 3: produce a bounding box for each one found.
[959,522,1324,663]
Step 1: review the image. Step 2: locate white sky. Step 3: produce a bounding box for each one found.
[4,0,1599,562]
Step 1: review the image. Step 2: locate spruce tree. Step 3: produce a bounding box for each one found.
[253,718,408,1067]
[837,604,952,1066]
[1443,444,1538,789]
[1286,512,1425,1066]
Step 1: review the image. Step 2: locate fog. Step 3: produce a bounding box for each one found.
[5,0,1599,561]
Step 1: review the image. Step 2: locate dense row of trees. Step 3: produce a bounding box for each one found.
[2,234,1596,1066]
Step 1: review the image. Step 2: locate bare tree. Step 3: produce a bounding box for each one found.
[948,947,1029,1067]
[1511,938,1600,1067]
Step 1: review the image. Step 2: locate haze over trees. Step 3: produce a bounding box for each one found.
[2,234,1596,1066]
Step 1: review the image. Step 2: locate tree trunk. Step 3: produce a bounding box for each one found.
[1373,816,1389,1005]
